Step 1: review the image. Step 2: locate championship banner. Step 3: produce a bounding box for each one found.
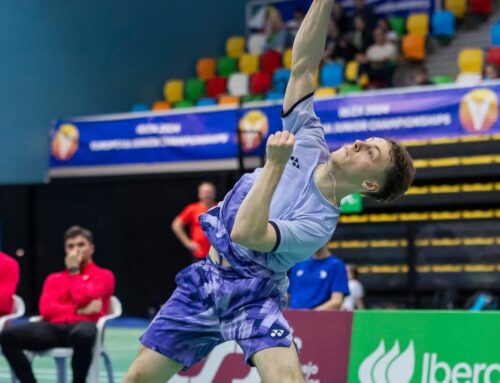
[172,310,353,383]
[348,311,500,383]
[339,0,433,17]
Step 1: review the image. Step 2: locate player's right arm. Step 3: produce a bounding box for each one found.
[283,0,334,115]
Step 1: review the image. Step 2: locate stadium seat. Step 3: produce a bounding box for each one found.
[131,104,149,112]
[320,63,344,87]
[432,10,455,37]
[487,47,500,65]
[491,22,500,46]
[273,69,291,94]
[261,50,282,74]
[0,295,25,331]
[207,77,228,98]
[388,16,406,36]
[185,78,206,102]
[197,97,217,107]
[239,54,260,75]
[164,80,184,103]
[196,58,216,81]
[315,87,337,98]
[339,84,362,94]
[266,91,284,100]
[228,73,250,97]
[174,100,195,109]
[283,48,293,69]
[250,72,272,94]
[247,33,267,54]
[345,61,359,82]
[431,75,454,84]
[152,101,171,110]
[444,0,467,18]
[402,34,426,60]
[407,13,429,35]
[217,56,238,77]
[471,0,492,15]
[455,72,482,84]
[242,94,264,103]
[226,36,246,58]
[219,96,240,106]
[458,49,483,73]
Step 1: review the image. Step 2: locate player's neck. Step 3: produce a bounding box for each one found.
[314,164,355,205]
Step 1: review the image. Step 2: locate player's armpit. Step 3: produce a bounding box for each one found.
[231,222,278,253]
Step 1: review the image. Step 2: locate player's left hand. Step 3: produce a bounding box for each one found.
[266,131,295,167]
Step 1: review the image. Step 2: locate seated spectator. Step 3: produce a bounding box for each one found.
[484,63,499,80]
[0,252,20,317]
[263,6,288,52]
[288,245,349,310]
[377,17,399,43]
[331,2,350,35]
[342,264,365,310]
[0,226,115,383]
[328,34,357,63]
[360,27,398,87]
[353,0,377,30]
[351,16,373,54]
[286,6,306,45]
[412,65,433,85]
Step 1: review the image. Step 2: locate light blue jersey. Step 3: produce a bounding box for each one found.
[200,93,340,290]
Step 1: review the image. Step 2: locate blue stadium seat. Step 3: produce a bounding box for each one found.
[432,10,455,37]
[273,69,291,94]
[131,104,149,112]
[491,21,500,46]
[320,63,344,87]
[266,91,284,101]
[197,98,217,107]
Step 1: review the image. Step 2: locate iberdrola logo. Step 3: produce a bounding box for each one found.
[359,340,415,383]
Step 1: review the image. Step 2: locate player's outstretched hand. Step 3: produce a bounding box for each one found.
[266,131,295,167]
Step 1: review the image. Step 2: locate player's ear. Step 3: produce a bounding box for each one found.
[361,180,380,193]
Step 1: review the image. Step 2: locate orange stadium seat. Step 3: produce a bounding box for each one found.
[152,101,171,110]
[228,73,250,97]
[402,34,426,60]
[407,13,429,35]
[250,72,272,94]
[458,48,484,73]
[239,54,260,75]
[206,77,227,98]
[163,80,184,103]
[219,96,240,106]
[226,36,246,58]
[261,50,282,74]
[283,48,293,69]
[445,0,467,18]
[196,58,216,81]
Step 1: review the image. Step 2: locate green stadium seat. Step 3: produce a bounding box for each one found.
[185,78,206,102]
[217,56,238,77]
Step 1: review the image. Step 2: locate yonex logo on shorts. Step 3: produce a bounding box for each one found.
[271,329,285,337]
[268,323,289,339]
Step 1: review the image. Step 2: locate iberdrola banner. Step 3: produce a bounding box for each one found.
[50,82,500,177]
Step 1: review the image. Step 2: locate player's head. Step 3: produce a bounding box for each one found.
[330,137,415,202]
[64,225,95,264]
[198,182,216,205]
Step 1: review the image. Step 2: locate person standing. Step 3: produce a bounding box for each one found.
[171,182,217,260]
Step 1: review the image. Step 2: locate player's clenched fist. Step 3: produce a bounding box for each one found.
[266,131,295,167]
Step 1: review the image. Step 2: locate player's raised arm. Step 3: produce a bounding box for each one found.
[283,0,334,115]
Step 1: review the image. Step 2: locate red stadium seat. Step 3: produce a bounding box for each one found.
[250,72,272,94]
[471,0,492,15]
[206,77,227,98]
[487,47,500,65]
[261,50,282,74]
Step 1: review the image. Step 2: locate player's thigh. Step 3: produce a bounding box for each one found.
[123,345,183,383]
[252,343,304,383]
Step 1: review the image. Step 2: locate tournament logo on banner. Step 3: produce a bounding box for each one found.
[51,124,80,161]
[348,311,500,383]
[238,110,269,152]
[459,89,499,133]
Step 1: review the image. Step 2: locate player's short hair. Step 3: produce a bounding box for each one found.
[64,225,94,244]
[365,138,415,202]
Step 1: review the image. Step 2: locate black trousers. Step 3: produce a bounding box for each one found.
[0,321,97,383]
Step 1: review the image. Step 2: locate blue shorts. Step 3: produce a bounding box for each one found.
[140,260,292,368]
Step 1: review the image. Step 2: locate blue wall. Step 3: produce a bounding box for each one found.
[0,0,245,184]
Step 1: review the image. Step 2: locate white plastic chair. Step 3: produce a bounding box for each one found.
[26,296,122,383]
[228,73,250,97]
[247,33,267,55]
[0,295,25,331]
[455,72,482,85]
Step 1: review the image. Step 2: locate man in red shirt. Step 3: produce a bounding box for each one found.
[0,252,20,317]
[171,182,217,260]
[0,226,115,383]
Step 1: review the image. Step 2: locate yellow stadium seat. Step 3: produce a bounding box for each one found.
[196,58,216,81]
[239,54,260,75]
[458,48,483,74]
[345,61,359,82]
[219,95,240,106]
[163,80,184,103]
[315,87,337,98]
[152,101,171,110]
[407,13,429,35]
[358,73,369,86]
[283,48,293,69]
[402,34,426,60]
[445,0,467,18]
[226,36,246,58]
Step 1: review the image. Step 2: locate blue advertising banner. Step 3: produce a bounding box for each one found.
[338,0,434,17]
[50,83,500,177]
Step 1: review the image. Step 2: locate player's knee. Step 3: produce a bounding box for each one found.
[273,365,304,383]
[122,366,147,383]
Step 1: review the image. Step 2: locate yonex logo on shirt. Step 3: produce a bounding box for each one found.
[290,156,300,169]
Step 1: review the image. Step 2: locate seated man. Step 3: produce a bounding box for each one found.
[0,251,20,318]
[288,245,349,310]
[0,226,115,383]
[360,27,398,87]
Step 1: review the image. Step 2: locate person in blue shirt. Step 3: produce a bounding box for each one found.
[288,245,349,310]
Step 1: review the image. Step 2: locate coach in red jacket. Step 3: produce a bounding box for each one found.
[0,252,20,317]
[0,226,115,383]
